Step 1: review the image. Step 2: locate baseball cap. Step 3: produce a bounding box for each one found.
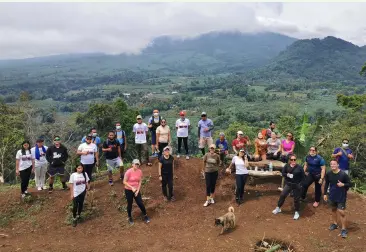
[239,149,245,152]
[163,146,170,151]
[86,133,93,138]
[36,138,44,143]
[136,115,142,119]
[209,144,216,149]
[53,136,61,141]
[237,131,244,135]
[179,111,185,116]
[132,159,141,165]
[201,112,207,116]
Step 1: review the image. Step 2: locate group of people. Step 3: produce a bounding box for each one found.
[15,110,354,236]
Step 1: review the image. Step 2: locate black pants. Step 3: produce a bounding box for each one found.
[158,142,169,159]
[278,183,301,211]
[125,189,147,218]
[236,174,248,200]
[119,144,125,159]
[205,171,218,196]
[20,166,32,194]
[281,153,291,163]
[301,173,322,202]
[177,137,189,155]
[219,153,226,164]
[162,173,174,199]
[83,164,95,182]
[135,143,149,164]
[267,152,281,160]
[73,190,86,218]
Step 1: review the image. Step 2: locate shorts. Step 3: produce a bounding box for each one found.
[106,157,123,172]
[48,166,65,177]
[199,137,213,149]
[151,130,157,145]
[328,200,346,210]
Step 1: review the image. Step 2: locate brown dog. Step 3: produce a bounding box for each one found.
[215,206,236,234]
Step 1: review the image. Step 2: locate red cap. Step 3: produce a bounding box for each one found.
[179,111,185,116]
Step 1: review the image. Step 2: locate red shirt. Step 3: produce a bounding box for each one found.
[232,138,248,151]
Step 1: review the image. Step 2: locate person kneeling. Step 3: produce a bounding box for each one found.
[272,155,304,220]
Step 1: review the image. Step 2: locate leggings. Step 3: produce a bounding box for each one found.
[158,142,169,159]
[73,190,86,218]
[125,189,147,218]
[236,174,248,200]
[20,166,32,194]
[162,173,174,199]
[267,152,281,160]
[205,171,218,196]
[278,183,301,211]
[301,173,322,202]
[177,137,189,155]
[83,164,95,182]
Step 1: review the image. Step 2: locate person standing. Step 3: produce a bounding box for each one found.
[16,140,34,198]
[202,144,220,207]
[272,155,305,220]
[69,164,90,227]
[324,160,351,238]
[123,159,151,225]
[198,112,214,156]
[133,115,152,166]
[301,147,326,208]
[77,134,99,183]
[175,111,191,159]
[31,138,48,191]
[232,131,250,154]
[81,128,101,148]
[226,149,249,205]
[216,132,229,166]
[46,136,69,193]
[266,121,276,139]
[115,122,127,161]
[331,139,353,175]
[102,131,123,186]
[158,146,176,202]
[156,119,171,159]
[148,109,162,157]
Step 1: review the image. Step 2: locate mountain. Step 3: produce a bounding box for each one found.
[248,36,366,84]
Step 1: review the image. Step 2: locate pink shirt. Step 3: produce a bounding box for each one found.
[282,140,295,153]
[124,168,143,191]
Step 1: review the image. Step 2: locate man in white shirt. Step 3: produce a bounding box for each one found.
[133,115,152,166]
[77,134,99,182]
[31,138,48,191]
[175,111,191,159]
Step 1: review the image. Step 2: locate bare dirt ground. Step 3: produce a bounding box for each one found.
[0,157,365,252]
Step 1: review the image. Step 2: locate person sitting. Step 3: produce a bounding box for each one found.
[267,132,281,160]
[254,132,267,161]
[215,132,229,166]
[281,132,295,163]
[231,131,250,154]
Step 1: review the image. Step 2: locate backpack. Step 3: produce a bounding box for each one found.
[150,115,162,130]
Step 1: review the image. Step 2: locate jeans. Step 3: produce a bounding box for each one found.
[73,190,86,218]
[125,189,147,218]
[278,183,302,211]
[20,166,32,194]
[177,137,189,155]
[301,173,322,202]
[161,173,174,199]
[236,174,248,200]
[205,171,218,196]
[135,143,149,164]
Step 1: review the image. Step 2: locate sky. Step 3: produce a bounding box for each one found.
[1,2,366,60]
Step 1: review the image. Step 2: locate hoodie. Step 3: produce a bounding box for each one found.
[46,144,69,167]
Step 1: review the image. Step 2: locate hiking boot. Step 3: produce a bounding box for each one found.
[144,215,151,224]
[72,218,77,227]
[185,155,189,160]
[203,200,211,207]
[341,229,348,238]
[312,201,319,208]
[329,223,339,231]
[128,217,134,226]
[293,211,300,220]
[272,207,282,215]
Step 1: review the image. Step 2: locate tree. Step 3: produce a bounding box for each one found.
[360,62,366,76]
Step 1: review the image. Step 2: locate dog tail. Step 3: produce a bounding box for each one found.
[228,206,234,213]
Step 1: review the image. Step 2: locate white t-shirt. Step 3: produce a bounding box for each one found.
[133,123,148,144]
[69,172,90,197]
[175,118,190,137]
[77,143,97,165]
[16,150,33,171]
[31,146,48,167]
[232,156,248,175]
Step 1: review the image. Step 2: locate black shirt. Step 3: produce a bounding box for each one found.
[103,139,120,160]
[159,155,174,174]
[324,170,351,203]
[46,144,69,168]
[282,164,305,185]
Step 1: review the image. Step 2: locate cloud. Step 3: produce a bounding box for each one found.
[0,2,365,59]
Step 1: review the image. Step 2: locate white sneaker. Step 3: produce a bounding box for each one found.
[177,155,180,158]
[272,207,281,214]
[186,155,189,160]
[37,187,42,191]
[21,194,26,198]
[203,200,211,207]
[293,211,300,220]
[210,198,215,204]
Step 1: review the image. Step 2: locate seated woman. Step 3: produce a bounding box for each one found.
[215,132,229,166]
[267,132,281,160]
[254,132,267,161]
[281,132,295,163]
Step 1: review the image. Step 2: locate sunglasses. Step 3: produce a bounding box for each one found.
[309,149,316,151]
[290,159,296,161]
[343,142,349,144]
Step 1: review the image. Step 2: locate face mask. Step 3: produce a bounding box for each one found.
[153,113,159,117]
[116,126,121,130]
[342,143,349,148]
[92,133,97,137]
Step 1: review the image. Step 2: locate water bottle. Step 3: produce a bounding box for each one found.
[269,162,273,172]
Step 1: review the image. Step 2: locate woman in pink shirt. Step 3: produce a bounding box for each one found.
[281,132,296,163]
[123,159,151,225]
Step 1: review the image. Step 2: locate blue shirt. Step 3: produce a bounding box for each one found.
[215,139,228,153]
[305,155,325,174]
[333,147,352,170]
[81,136,101,145]
[116,130,126,145]
[198,119,214,138]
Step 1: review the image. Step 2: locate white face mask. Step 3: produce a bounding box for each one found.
[92,133,97,137]
[153,113,159,117]
[342,143,349,148]
[116,126,121,130]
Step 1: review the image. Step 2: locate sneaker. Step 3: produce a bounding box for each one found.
[144,215,151,224]
[24,191,31,196]
[109,180,114,186]
[128,217,134,225]
[62,186,69,191]
[48,188,53,194]
[313,201,319,208]
[329,223,339,231]
[170,196,176,202]
[37,187,42,191]
[341,229,348,238]
[42,186,47,190]
[293,211,300,220]
[76,215,81,220]
[120,175,124,180]
[203,200,211,207]
[177,154,180,159]
[163,196,169,202]
[186,155,189,160]
[21,194,26,198]
[272,207,282,214]
[210,198,215,204]
[72,218,77,227]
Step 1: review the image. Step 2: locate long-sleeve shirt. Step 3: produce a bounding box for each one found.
[282,164,305,185]
[46,144,69,168]
[324,170,351,203]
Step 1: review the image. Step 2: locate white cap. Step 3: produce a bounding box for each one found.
[132,159,140,165]
[237,131,244,135]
